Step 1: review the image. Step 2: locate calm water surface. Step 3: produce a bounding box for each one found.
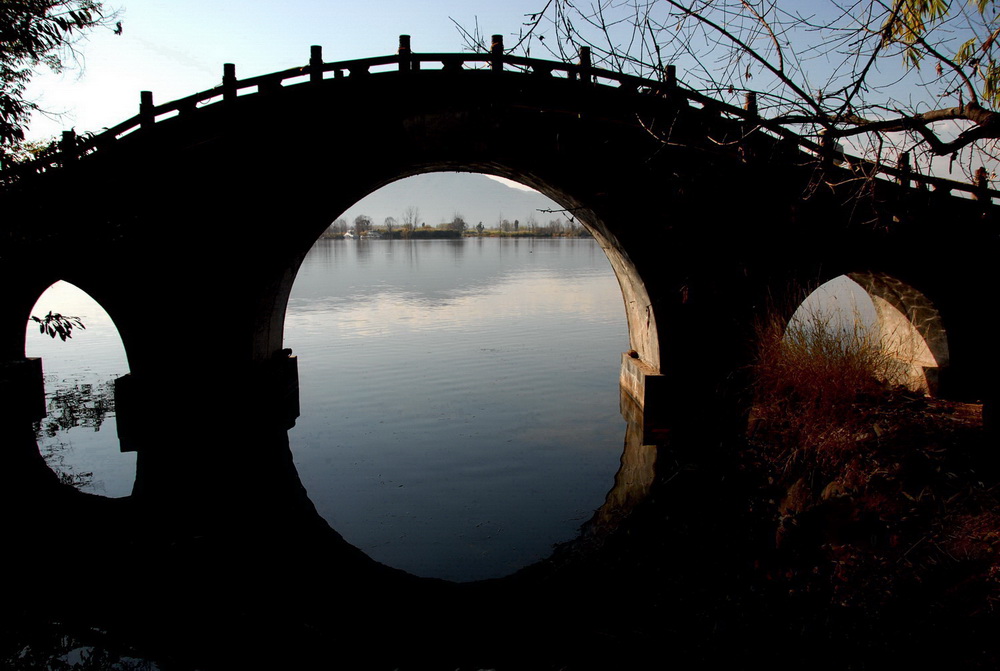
[26,283,132,497]
[28,237,630,582]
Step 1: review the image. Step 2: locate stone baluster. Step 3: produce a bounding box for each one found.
[491,34,504,72]
[974,166,990,202]
[579,46,592,85]
[664,64,676,89]
[897,150,911,189]
[223,63,237,103]
[140,91,154,129]
[398,35,411,72]
[310,45,324,83]
[59,130,76,165]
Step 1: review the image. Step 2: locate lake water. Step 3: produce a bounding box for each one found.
[26,237,630,582]
[26,282,133,496]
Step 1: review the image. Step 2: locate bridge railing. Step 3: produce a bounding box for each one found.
[3,35,997,202]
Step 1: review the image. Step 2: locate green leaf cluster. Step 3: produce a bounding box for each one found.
[882,0,951,66]
[883,0,1000,107]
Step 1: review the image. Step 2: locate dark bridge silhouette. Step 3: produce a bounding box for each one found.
[2,36,995,440]
[1,35,998,667]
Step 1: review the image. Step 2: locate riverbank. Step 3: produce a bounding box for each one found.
[320,229,593,240]
[743,391,995,662]
[712,308,1000,663]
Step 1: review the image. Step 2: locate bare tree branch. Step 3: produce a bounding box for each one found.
[463,0,1000,178]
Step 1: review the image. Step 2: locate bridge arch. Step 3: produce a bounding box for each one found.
[24,280,134,496]
[784,272,949,396]
[282,178,635,579]
[847,271,949,394]
[23,278,133,362]
[259,168,661,379]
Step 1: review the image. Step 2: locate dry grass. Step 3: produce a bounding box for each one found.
[747,297,996,620]
[751,302,909,465]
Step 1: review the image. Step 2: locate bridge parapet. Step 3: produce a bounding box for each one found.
[3,35,998,205]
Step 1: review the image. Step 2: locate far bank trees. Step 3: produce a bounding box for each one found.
[353,214,373,235]
[401,206,419,232]
[445,214,467,233]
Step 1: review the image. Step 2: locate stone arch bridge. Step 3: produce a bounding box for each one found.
[1,36,996,493]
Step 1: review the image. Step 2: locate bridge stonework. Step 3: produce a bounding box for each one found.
[1,44,997,500]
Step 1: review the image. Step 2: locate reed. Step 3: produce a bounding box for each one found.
[750,300,909,466]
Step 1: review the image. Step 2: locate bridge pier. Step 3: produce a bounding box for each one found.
[108,355,306,531]
[619,353,670,441]
[0,357,45,423]
[115,352,299,453]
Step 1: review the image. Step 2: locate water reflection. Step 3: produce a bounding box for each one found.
[36,380,116,489]
[1,385,671,669]
[545,389,658,558]
[286,237,628,581]
[17,240,634,582]
[291,236,610,307]
[5,238,674,664]
[25,281,133,497]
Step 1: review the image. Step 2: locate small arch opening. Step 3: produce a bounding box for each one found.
[283,171,633,582]
[787,274,946,396]
[25,281,133,497]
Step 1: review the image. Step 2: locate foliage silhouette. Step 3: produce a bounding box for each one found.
[31,310,84,341]
[0,0,118,162]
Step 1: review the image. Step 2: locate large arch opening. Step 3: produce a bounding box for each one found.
[25,281,134,497]
[283,171,635,582]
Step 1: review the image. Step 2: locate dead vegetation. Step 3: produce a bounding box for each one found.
[747,301,997,617]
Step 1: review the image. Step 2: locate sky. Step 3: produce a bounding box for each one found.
[22,0,981,144]
[23,0,568,224]
[24,0,550,140]
[341,172,563,228]
[21,0,992,205]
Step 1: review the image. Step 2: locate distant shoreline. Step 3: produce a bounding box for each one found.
[320,230,593,240]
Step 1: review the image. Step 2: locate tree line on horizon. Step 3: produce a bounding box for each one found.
[321,211,591,239]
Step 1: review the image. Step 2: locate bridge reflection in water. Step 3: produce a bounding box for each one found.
[1,384,689,669]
